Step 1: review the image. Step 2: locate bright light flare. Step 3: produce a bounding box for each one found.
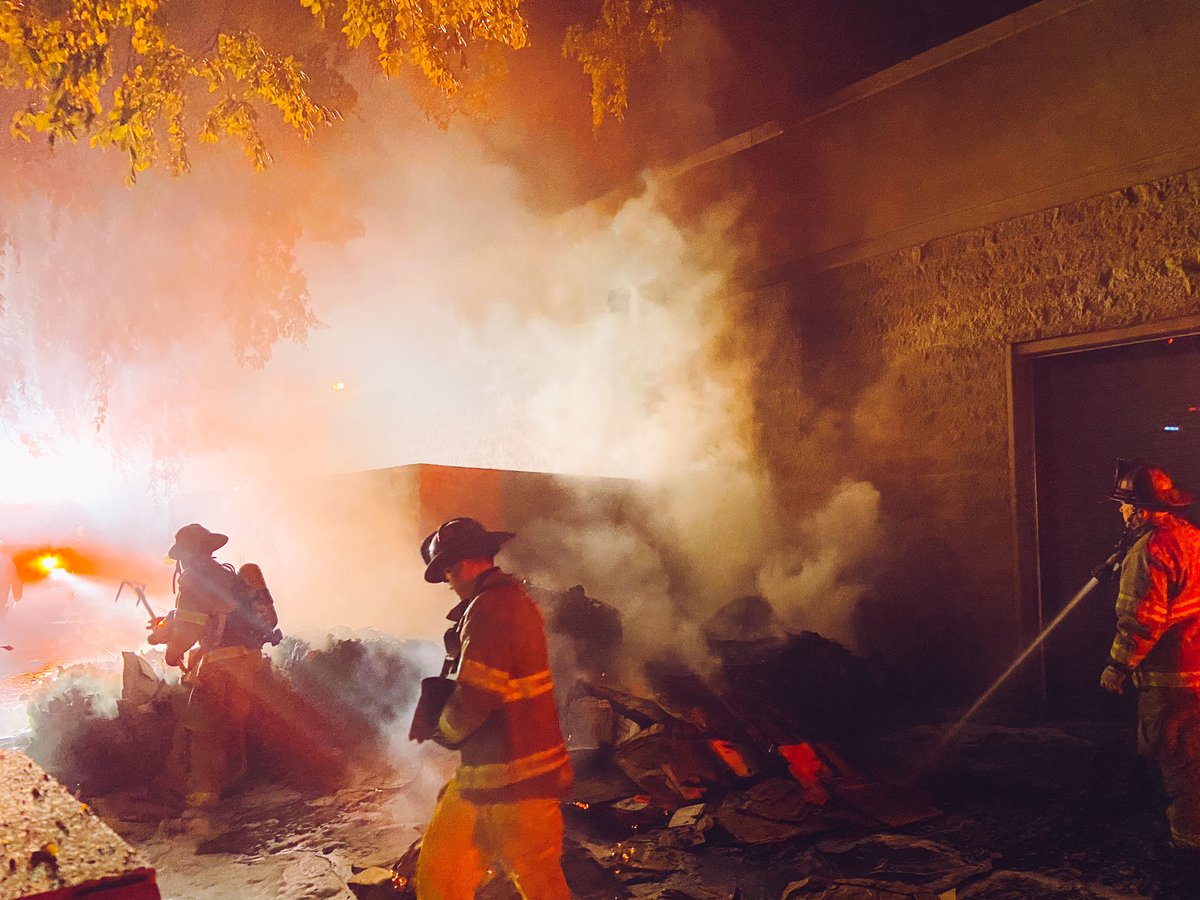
[14,547,94,582]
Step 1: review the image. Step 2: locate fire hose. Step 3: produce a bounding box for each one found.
[918,525,1141,773]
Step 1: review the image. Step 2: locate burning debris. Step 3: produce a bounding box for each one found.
[321,583,949,899]
[9,573,961,898]
[371,687,949,898]
[10,588,1189,897]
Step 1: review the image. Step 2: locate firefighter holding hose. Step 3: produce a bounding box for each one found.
[1101,460,1200,852]
[409,517,572,899]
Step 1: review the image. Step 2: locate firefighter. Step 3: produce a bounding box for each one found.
[151,523,266,810]
[411,517,573,899]
[1100,460,1200,851]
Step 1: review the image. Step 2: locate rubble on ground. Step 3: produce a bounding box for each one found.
[25,658,176,797]
[18,636,440,800]
[352,588,949,899]
[13,587,1197,897]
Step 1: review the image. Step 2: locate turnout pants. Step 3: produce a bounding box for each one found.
[1138,686,1200,847]
[415,779,569,900]
[169,647,263,807]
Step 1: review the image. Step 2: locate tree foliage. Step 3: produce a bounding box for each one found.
[0,0,678,181]
[563,0,678,129]
[0,1,681,471]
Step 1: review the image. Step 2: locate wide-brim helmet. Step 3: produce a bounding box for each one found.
[1109,458,1196,510]
[168,523,229,559]
[423,517,514,584]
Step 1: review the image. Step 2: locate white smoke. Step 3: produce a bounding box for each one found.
[756,479,883,648]
[0,36,884,682]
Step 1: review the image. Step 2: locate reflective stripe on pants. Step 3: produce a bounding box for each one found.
[415,778,569,900]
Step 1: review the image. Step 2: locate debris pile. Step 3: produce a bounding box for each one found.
[366,672,954,898]
[265,635,434,781]
[25,656,175,797]
[18,636,438,802]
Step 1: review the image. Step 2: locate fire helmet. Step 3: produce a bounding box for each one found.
[168,523,229,560]
[1109,459,1196,510]
[422,517,514,584]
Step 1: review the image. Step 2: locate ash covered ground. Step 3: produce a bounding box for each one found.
[3,589,1197,899]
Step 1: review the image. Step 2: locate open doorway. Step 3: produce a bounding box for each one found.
[1018,326,1200,718]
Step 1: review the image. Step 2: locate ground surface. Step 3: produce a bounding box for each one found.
[76,720,1200,899]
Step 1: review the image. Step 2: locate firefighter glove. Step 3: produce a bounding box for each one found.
[1100,665,1127,695]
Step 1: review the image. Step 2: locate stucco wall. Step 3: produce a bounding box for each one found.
[749,170,1200,697]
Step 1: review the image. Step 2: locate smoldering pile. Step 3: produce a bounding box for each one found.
[15,635,440,803]
[357,589,957,900]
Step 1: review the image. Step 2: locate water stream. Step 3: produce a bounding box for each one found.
[915,529,1135,777]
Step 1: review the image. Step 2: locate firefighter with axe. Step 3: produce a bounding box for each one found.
[409,517,572,899]
[148,523,276,811]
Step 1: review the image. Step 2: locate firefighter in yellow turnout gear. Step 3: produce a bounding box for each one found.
[150,524,275,809]
[410,518,572,899]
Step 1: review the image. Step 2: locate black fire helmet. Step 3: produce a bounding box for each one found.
[168,523,229,560]
[422,517,515,584]
[1110,458,1196,510]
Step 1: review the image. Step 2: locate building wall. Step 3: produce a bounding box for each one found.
[676,0,1200,276]
[656,0,1200,700]
[749,169,1200,697]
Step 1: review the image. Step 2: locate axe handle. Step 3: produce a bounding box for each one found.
[136,592,158,621]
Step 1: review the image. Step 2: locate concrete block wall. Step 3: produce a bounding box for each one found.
[748,169,1200,698]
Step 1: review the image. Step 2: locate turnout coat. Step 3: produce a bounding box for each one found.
[437,567,572,804]
[1110,513,1200,686]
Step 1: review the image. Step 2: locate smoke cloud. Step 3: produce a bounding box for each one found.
[0,11,883,700]
[757,479,883,648]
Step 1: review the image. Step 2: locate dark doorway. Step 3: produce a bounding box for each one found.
[1031,332,1200,718]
